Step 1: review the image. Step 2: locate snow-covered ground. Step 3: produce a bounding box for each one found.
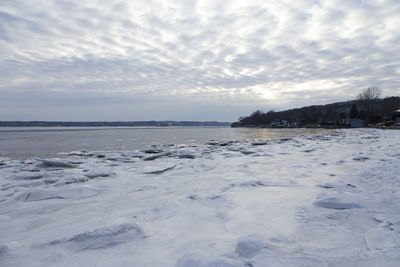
[0,129,399,266]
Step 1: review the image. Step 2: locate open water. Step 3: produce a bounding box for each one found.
[0,127,333,159]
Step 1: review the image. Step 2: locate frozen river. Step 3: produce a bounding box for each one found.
[0,127,331,159]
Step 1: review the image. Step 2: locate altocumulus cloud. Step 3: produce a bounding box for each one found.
[0,0,399,121]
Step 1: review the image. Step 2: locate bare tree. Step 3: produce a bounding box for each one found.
[357,86,382,101]
[357,86,382,124]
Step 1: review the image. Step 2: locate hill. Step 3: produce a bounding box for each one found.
[232,96,400,128]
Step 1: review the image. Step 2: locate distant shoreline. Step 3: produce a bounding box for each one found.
[0,121,231,127]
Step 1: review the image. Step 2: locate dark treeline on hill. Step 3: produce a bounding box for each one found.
[232,96,400,128]
[0,121,231,127]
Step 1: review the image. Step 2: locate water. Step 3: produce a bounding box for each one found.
[0,127,333,159]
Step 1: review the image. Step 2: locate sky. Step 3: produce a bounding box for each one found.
[0,0,399,121]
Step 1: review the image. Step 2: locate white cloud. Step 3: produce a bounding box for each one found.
[0,0,399,121]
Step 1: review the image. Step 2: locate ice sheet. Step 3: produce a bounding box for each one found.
[0,129,399,266]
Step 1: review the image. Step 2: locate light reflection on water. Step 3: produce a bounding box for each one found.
[0,127,334,159]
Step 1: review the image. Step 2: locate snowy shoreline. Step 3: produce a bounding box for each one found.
[1,129,399,266]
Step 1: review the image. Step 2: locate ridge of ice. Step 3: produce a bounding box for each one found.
[41,222,146,251]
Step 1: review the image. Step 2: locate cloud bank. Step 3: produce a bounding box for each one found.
[0,0,399,121]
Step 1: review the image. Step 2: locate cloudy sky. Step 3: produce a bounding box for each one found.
[0,0,399,121]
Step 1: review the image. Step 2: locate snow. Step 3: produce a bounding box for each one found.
[0,128,399,266]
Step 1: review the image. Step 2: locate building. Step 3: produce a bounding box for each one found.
[394,109,400,124]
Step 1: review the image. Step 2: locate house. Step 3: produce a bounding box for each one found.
[394,109,400,125]
[349,119,364,128]
[269,119,291,127]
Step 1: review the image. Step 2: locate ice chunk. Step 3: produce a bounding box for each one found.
[46,222,146,250]
[251,141,267,146]
[62,176,89,185]
[353,156,369,162]
[206,141,220,145]
[121,151,144,158]
[184,194,229,209]
[142,164,176,174]
[13,173,44,180]
[240,150,256,155]
[16,187,99,201]
[143,149,163,154]
[16,189,62,202]
[68,151,87,156]
[19,167,41,172]
[239,181,267,188]
[207,140,234,146]
[36,158,78,168]
[236,237,265,258]
[318,183,336,189]
[85,171,115,179]
[143,152,171,161]
[175,154,196,159]
[67,159,85,164]
[314,197,363,209]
